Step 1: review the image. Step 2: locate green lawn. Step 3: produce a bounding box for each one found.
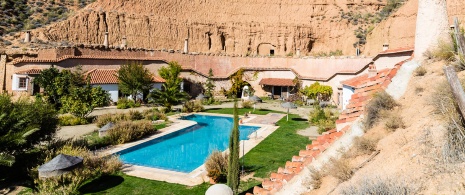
[75,108,309,194]
[204,107,284,115]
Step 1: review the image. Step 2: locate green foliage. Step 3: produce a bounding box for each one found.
[301,82,333,101]
[128,110,144,121]
[95,113,127,128]
[107,120,156,145]
[34,144,122,195]
[241,100,253,109]
[116,98,140,109]
[182,100,205,113]
[227,68,249,98]
[0,94,58,166]
[204,68,216,104]
[308,105,338,134]
[149,61,188,111]
[205,150,228,183]
[60,85,110,119]
[117,61,154,102]
[227,101,240,194]
[58,114,89,126]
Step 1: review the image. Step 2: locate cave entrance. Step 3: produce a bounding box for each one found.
[270,49,275,56]
[257,43,276,56]
[220,34,226,51]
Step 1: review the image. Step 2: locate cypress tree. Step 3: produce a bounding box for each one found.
[227,100,240,194]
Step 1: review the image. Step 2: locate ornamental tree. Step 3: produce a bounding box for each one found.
[227,100,240,193]
[117,61,154,102]
[301,82,333,101]
[149,61,188,111]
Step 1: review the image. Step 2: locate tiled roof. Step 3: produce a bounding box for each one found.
[152,76,165,83]
[85,69,119,84]
[15,68,43,75]
[259,78,295,86]
[378,46,414,55]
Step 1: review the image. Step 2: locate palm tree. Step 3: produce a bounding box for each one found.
[149,61,188,111]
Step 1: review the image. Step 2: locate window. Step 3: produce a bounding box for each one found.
[18,77,27,89]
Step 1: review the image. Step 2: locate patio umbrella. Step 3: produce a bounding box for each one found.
[38,154,83,178]
[249,95,262,103]
[98,122,115,136]
[281,102,297,121]
[196,93,206,100]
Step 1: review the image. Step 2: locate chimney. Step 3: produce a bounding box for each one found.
[368,62,377,78]
[149,49,154,56]
[356,47,360,56]
[103,32,109,48]
[24,31,31,43]
[183,38,188,54]
[382,43,389,51]
[450,24,456,31]
[296,48,301,57]
[121,36,127,48]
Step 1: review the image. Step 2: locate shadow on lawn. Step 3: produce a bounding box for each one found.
[79,175,124,193]
[291,118,307,122]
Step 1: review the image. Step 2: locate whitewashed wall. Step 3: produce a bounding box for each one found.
[94,84,119,102]
[342,85,355,110]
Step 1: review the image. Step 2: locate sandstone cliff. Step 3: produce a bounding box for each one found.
[29,0,386,56]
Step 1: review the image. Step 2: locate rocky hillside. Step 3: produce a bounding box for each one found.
[0,0,96,38]
[3,0,397,56]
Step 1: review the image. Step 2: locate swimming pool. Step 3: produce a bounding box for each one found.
[117,114,260,173]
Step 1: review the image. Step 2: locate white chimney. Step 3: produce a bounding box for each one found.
[296,48,301,57]
[103,32,109,48]
[121,36,127,48]
[382,43,389,51]
[24,31,31,43]
[184,38,188,54]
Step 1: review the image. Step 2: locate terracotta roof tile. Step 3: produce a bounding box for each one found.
[259,78,295,86]
[85,69,119,84]
[15,68,43,75]
[378,46,414,55]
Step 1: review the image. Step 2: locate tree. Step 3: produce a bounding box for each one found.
[34,67,86,109]
[60,85,110,119]
[117,61,154,102]
[149,61,188,111]
[227,100,240,193]
[301,82,333,101]
[0,94,58,166]
[204,68,216,104]
[227,68,248,98]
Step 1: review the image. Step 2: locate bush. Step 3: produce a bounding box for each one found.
[34,144,122,195]
[309,168,323,189]
[107,120,156,144]
[117,98,140,109]
[414,66,427,76]
[341,176,417,195]
[384,114,405,131]
[205,150,228,183]
[325,157,353,182]
[95,113,128,128]
[128,110,144,121]
[309,105,338,134]
[241,100,253,109]
[182,100,205,113]
[354,136,377,154]
[432,39,455,61]
[364,91,397,130]
[59,114,88,126]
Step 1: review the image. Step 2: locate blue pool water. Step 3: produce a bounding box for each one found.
[117,114,260,173]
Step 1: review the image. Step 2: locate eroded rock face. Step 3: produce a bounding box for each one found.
[33,0,385,56]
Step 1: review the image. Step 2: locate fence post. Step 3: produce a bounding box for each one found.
[443,65,465,119]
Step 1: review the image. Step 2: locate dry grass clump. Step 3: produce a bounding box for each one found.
[340,176,417,195]
[364,91,398,130]
[414,66,427,76]
[182,100,205,113]
[205,150,228,183]
[241,100,253,109]
[107,120,156,144]
[431,80,465,162]
[384,113,405,132]
[308,167,323,189]
[353,136,377,155]
[325,157,354,182]
[35,144,122,194]
[128,110,144,121]
[432,39,456,62]
[95,113,128,128]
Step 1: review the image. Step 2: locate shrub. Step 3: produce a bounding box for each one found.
[325,157,353,182]
[364,91,397,130]
[116,98,140,109]
[205,150,228,183]
[107,120,156,144]
[95,113,128,128]
[293,100,304,106]
[341,176,417,195]
[58,114,88,126]
[182,100,205,113]
[384,114,405,131]
[414,66,427,76]
[309,168,323,189]
[354,136,377,154]
[241,100,253,109]
[432,39,455,61]
[35,144,122,195]
[128,110,144,121]
[309,105,338,134]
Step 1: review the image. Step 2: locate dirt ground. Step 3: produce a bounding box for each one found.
[305,60,465,194]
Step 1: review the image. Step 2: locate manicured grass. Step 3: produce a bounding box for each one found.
[79,174,210,195]
[204,108,284,115]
